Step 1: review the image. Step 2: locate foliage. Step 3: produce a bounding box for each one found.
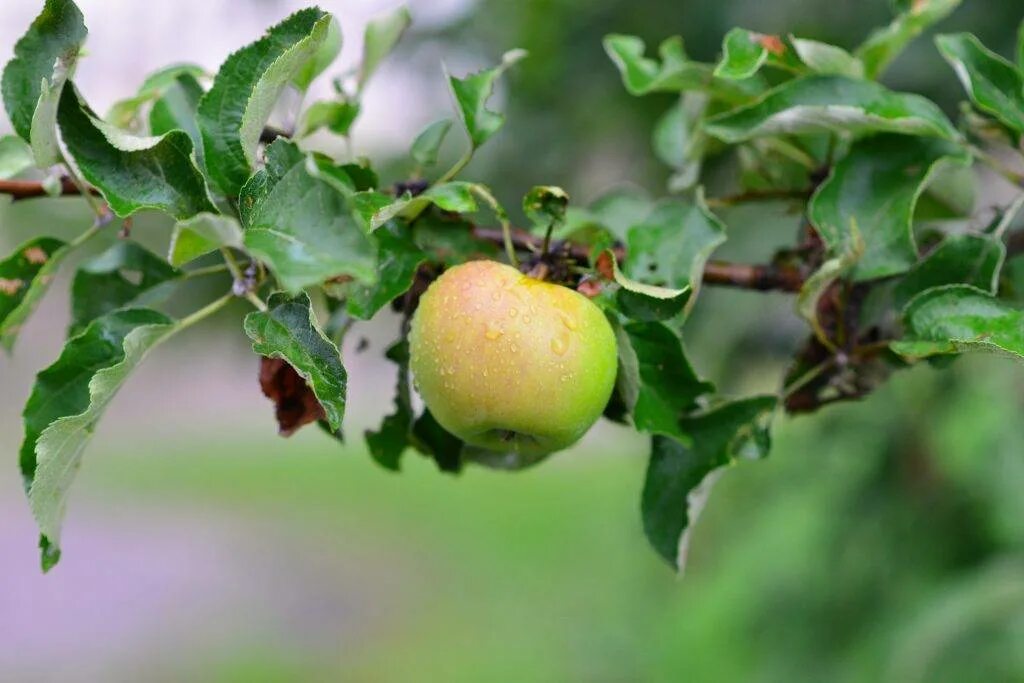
[2,0,1024,573]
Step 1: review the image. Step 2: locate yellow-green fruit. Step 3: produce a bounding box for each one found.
[409,260,618,459]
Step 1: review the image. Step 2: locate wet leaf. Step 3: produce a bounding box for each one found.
[704,75,959,143]
[22,308,178,570]
[447,49,527,149]
[58,85,216,219]
[0,237,67,351]
[642,396,776,570]
[197,8,333,195]
[69,242,180,335]
[809,134,969,280]
[893,284,1024,361]
[1,0,87,165]
[245,291,347,433]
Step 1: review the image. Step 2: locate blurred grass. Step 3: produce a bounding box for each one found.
[44,355,1018,682]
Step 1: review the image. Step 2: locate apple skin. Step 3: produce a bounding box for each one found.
[409,260,618,460]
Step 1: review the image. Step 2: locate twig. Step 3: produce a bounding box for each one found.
[182,263,230,279]
[0,177,100,201]
[220,246,267,311]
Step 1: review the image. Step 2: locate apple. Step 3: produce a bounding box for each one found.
[409,259,618,459]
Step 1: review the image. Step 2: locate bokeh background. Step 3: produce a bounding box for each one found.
[3,0,1024,681]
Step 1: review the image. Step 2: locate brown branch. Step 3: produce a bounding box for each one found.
[472,226,806,293]
[0,124,292,202]
[0,175,806,292]
[0,177,100,201]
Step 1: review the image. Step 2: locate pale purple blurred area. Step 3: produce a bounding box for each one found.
[0,1,490,679]
[0,0,477,148]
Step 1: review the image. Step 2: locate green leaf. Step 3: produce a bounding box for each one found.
[614,320,714,438]
[358,6,412,93]
[299,100,360,137]
[368,181,478,231]
[292,15,341,92]
[604,34,764,103]
[411,409,464,473]
[523,185,569,228]
[168,212,244,267]
[606,35,701,94]
[596,250,690,322]
[351,190,394,228]
[653,94,708,192]
[893,233,1004,309]
[106,63,206,130]
[303,154,363,195]
[346,221,426,320]
[916,161,976,219]
[642,396,776,569]
[892,284,1024,361]
[561,187,653,245]
[365,339,413,471]
[57,85,216,219]
[21,308,178,570]
[857,0,961,79]
[0,135,35,179]
[148,72,205,163]
[244,291,347,432]
[197,8,333,195]
[714,29,802,80]
[737,138,814,192]
[240,139,376,291]
[1,0,87,165]
[411,118,453,167]
[624,191,727,314]
[808,134,969,280]
[337,161,379,192]
[789,37,864,78]
[69,242,180,335]
[0,237,67,351]
[412,212,499,266]
[715,29,769,80]
[447,49,527,149]
[936,33,1024,136]
[704,75,959,143]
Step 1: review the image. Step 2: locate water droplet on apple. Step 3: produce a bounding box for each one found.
[523,315,532,324]
[510,343,519,353]
[509,308,518,318]
[560,373,570,382]
[559,311,578,331]
[550,336,568,356]
[484,323,503,340]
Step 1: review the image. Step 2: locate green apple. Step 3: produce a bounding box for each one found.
[409,259,618,460]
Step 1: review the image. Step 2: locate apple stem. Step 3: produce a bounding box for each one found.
[540,219,556,257]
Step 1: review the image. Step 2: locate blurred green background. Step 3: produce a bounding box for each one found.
[2,0,1024,681]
